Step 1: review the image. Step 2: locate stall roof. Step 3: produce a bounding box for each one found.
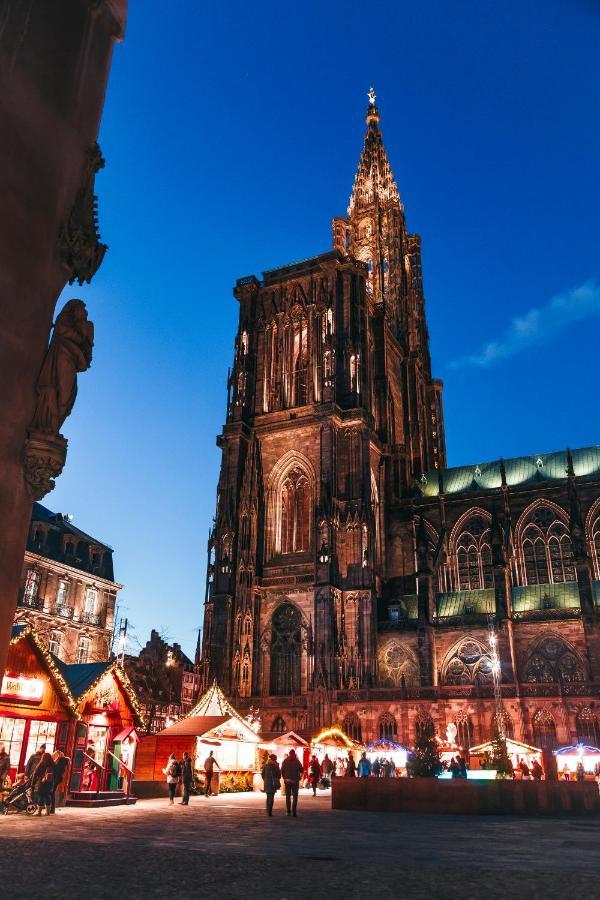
[469,737,542,756]
[157,715,229,737]
[366,738,408,752]
[311,726,363,749]
[554,744,600,756]
[264,731,309,747]
[53,657,146,729]
[9,624,78,716]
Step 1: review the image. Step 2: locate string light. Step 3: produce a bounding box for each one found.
[311,726,358,749]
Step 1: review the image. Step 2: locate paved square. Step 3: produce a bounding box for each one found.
[2,789,600,898]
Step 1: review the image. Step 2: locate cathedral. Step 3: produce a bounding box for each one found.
[200,91,600,754]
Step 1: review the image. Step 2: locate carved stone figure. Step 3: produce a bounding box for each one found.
[30,300,94,434]
[59,143,107,285]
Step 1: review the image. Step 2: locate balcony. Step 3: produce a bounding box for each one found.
[54,605,75,620]
[80,611,105,627]
[18,595,46,612]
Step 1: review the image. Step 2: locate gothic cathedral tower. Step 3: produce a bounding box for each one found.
[200,92,445,729]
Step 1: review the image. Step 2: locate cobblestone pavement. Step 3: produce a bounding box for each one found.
[2,790,600,898]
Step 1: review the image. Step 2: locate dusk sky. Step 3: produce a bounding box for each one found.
[50,0,600,658]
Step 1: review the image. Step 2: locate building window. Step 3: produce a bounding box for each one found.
[271,716,286,734]
[270,603,302,696]
[56,579,70,608]
[520,505,575,585]
[455,712,474,750]
[83,587,98,622]
[48,631,62,658]
[533,709,557,749]
[280,468,310,554]
[590,512,600,580]
[454,514,493,590]
[342,712,362,743]
[24,569,40,603]
[379,713,397,741]
[492,709,514,740]
[77,637,91,664]
[524,637,585,683]
[576,707,600,746]
[378,641,419,688]
[441,639,493,686]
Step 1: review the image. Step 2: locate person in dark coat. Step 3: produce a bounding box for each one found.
[50,751,70,813]
[281,748,303,817]
[25,744,45,778]
[180,752,193,806]
[346,754,356,777]
[0,744,10,787]
[308,754,321,796]
[262,753,282,816]
[32,752,55,816]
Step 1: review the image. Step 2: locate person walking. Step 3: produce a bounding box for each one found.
[180,752,193,806]
[163,753,181,805]
[281,748,303,817]
[321,753,333,780]
[203,750,220,797]
[357,752,371,778]
[32,750,55,816]
[347,754,356,777]
[262,753,281,816]
[50,750,70,813]
[308,754,321,796]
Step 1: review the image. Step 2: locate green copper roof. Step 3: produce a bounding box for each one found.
[390,594,418,620]
[436,589,495,618]
[511,581,580,613]
[415,445,600,498]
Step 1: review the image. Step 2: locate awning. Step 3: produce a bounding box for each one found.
[112,726,141,743]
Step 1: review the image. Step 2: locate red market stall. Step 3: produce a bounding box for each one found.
[134,682,261,796]
[0,625,77,784]
[57,659,145,801]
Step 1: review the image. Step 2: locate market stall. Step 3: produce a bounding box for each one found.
[311,726,363,774]
[134,682,261,796]
[365,738,408,775]
[261,731,309,769]
[57,659,145,797]
[0,625,77,784]
[554,743,600,779]
[469,737,543,776]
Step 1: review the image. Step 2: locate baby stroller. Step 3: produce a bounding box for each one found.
[1,776,39,815]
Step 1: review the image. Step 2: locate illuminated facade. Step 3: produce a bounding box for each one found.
[13,504,121,665]
[200,93,600,752]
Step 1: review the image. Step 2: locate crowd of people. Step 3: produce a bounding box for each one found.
[0,742,70,815]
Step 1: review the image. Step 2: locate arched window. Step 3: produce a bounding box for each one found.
[48,631,62,659]
[590,512,600,580]
[576,708,600,746]
[441,639,493,686]
[533,709,557,749]
[524,636,585,683]
[520,505,575,585]
[280,468,310,554]
[270,603,302,696]
[379,713,397,741]
[77,637,91,664]
[377,641,419,688]
[415,713,434,741]
[23,569,40,603]
[453,514,493,590]
[492,708,514,740]
[342,712,362,743]
[455,712,474,750]
[271,715,286,734]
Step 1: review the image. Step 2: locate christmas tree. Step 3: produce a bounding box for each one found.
[407,718,444,778]
[489,727,513,778]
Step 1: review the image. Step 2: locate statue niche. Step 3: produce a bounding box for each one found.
[23,300,94,500]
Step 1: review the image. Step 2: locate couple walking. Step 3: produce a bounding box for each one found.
[262,748,303,817]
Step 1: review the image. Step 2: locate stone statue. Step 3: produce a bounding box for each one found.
[23,300,94,500]
[30,300,94,434]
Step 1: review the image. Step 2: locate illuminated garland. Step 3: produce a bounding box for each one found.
[311,725,359,749]
[9,624,80,717]
[187,680,250,730]
[75,661,147,731]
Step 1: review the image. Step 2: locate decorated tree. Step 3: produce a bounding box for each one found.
[407,717,444,778]
[489,728,513,779]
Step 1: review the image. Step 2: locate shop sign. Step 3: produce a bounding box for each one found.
[1,672,44,703]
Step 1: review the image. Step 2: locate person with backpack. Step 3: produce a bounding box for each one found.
[280,748,303,817]
[180,752,193,806]
[163,753,181,804]
[203,751,220,797]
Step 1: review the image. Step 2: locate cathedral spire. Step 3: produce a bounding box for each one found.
[348,88,401,215]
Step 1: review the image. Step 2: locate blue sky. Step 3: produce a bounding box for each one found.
[50,0,600,657]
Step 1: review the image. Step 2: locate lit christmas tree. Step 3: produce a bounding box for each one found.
[407,718,444,778]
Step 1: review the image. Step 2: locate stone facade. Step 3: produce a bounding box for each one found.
[200,93,600,753]
[13,503,121,664]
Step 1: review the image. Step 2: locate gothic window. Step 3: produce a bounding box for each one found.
[243,616,252,636]
[576,708,600,746]
[271,715,286,734]
[240,330,249,355]
[441,640,494,686]
[377,641,419,688]
[520,504,575,585]
[415,712,434,740]
[454,514,493,590]
[379,713,398,741]
[533,709,557,749]
[524,637,585,683]
[77,637,91,664]
[455,712,474,750]
[492,709,514,740]
[282,317,309,408]
[349,354,360,394]
[270,603,302,696]
[590,512,600,580]
[280,468,310,554]
[342,712,362,743]
[23,569,40,603]
[48,631,62,658]
[242,663,249,686]
[233,657,241,688]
